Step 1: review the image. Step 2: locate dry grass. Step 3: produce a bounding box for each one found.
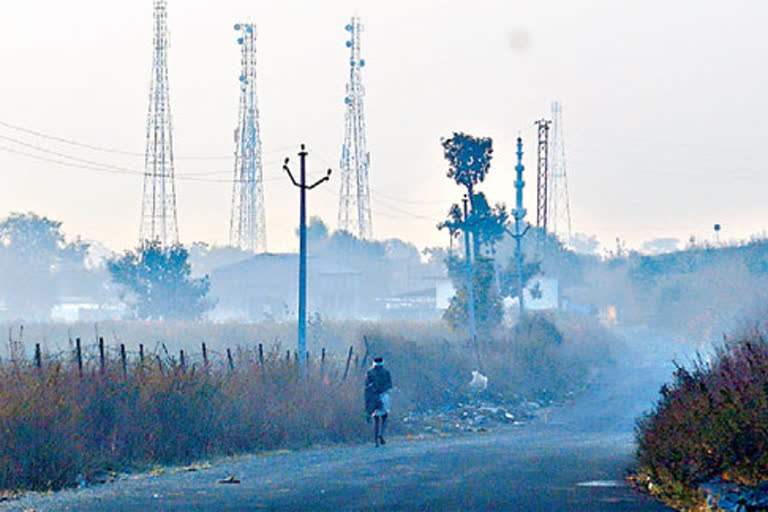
[0,315,611,492]
[0,344,364,491]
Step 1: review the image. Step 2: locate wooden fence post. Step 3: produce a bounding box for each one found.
[342,346,354,381]
[258,343,264,368]
[361,335,371,369]
[120,344,127,377]
[98,337,105,374]
[139,344,145,365]
[320,347,326,380]
[76,338,83,377]
[202,342,208,367]
[34,343,41,370]
[227,348,234,372]
[179,350,185,372]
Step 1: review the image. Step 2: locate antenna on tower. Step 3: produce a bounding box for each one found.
[534,119,552,235]
[139,0,180,247]
[337,16,373,240]
[229,23,267,253]
[548,101,573,243]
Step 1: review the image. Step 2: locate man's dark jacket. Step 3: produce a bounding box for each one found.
[364,365,392,415]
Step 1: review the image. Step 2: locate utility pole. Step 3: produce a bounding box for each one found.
[283,145,332,373]
[507,137,530,317]
[463,194,477,343]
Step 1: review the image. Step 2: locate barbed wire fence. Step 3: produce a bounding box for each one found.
[2,325,369,385]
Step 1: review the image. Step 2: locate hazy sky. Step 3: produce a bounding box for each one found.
[1,0,766,254]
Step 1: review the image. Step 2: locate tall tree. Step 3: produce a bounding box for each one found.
[442,132,493,200]
[467,192,508,256]
[443,255,502,333]
[108,242,214,320]
[439,133,505,333]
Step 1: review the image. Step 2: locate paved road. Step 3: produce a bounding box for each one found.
[5,328,684,511]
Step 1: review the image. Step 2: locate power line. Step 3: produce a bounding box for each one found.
[0,119,297,160]
[318,185,441,223]
[313,148,456,207]
[0,144,285,183]
[0,145,144,178]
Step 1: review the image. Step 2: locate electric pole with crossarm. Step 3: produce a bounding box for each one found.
[283,145,332,373]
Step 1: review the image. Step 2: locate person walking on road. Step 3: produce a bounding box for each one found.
[365,356,392,447]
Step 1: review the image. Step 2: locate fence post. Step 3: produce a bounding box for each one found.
[34,343,41,370]
[258,343,264,367]
[286,350,291,362]
[179,350,185,372]
[98,337,105,374]
[139,344,145,365]
[120,344,127,377]
[321,347,326,380]
[227,348,234,372]
[202,342,208,367]
[361,336,371,369]
[76,338,83,377]
[342,346,354,381]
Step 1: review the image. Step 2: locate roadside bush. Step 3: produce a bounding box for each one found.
[0,346,365,492]
[633,331,768,509]
[363,313,613,409]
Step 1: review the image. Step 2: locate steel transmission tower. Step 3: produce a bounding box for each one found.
[337,16,373,239]
[229,23,267,253]
[534,119,551,233]
[139,0,180,247]
[547,102,573,242]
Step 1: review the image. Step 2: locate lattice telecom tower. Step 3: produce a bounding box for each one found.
[534,119,551,233]
[229,23,266,253]
[337,16,373,240]
[139,0,180,247]
[547,101,573,242]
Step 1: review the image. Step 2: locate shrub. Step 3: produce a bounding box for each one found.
[633,331,768,509]
[0,345,365,492]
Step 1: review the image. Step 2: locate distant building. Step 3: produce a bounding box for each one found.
[51,299,125,322]
[435,278,455,310]
[503,275,560,326]
[209,253,361,321]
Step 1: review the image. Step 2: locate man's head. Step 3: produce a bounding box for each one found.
[373,356,383,365]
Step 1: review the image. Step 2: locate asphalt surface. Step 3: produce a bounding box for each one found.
[5,328,685,511]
